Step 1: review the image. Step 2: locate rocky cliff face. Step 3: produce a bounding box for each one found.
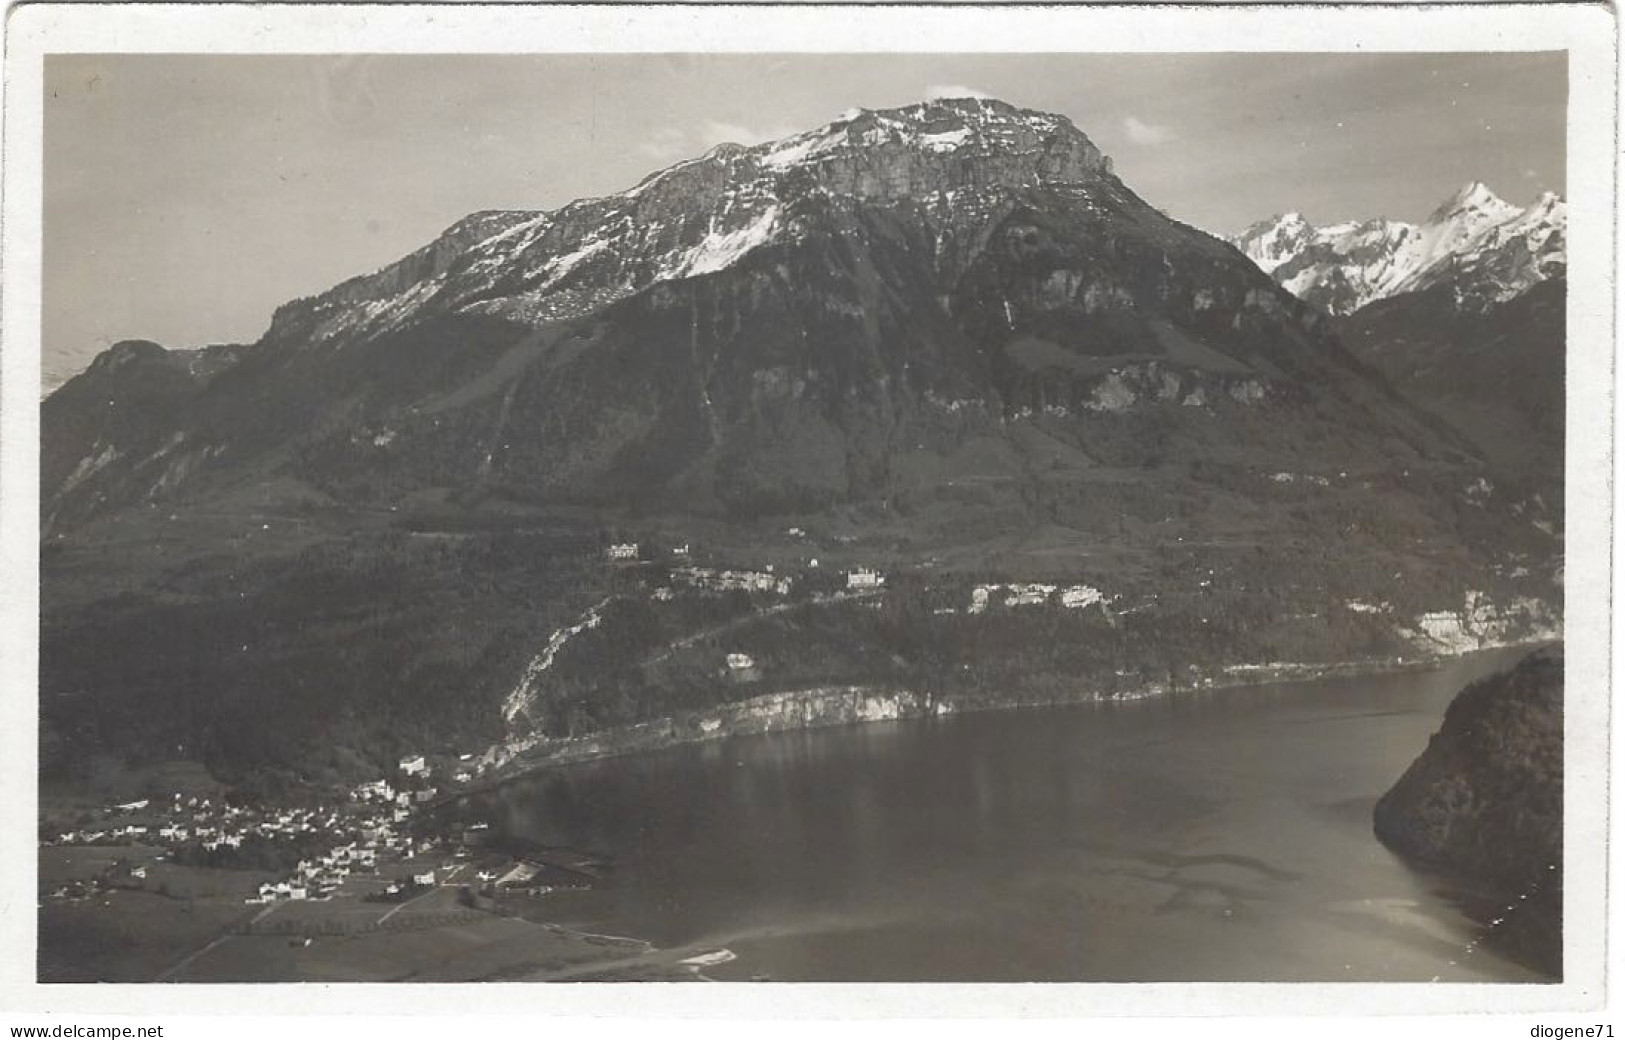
[1373,647,1563,974]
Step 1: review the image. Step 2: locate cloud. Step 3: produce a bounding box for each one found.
[1123,115,1174,146]
[925,84,994,101]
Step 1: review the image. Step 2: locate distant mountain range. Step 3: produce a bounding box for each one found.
[39,98,1562,789]
[1230,182,1565,317]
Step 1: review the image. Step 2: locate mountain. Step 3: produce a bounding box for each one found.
[40,98,1561,790]
[1234,183,1565,499]
[1374,647,1563,975]
[46,98,1485,528]
[1340,276,1564,490]
[1231,183,1565,316]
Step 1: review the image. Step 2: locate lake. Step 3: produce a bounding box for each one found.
[460,648,1550,982]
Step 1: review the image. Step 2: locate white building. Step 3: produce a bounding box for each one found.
[726,652,756,671]
[1060,585,1104,609]
[847,567,885,590]
[1004,583,1053,607]
[606,542,640,561]
[355,779,394,801]
[399,755,426,777]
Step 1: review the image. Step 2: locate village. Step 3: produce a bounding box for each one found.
[40,747,492,909]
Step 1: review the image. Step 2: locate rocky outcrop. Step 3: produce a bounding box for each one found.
[481,684,946,777]
[1402,592,1561,656]
[1373,647,1563,974]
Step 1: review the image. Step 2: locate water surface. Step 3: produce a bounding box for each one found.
[464,650,1548,982]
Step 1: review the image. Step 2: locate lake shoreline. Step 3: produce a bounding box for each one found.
[440,641,1553,809]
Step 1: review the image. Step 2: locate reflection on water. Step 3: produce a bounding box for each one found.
[462,650,1550,982]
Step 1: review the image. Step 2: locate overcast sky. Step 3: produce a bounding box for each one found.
[43,52,1565,385]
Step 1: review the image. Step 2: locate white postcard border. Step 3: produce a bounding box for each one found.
[0,1,1614,1019]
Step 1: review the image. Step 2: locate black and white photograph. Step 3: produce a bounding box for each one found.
[0,1,1615,1023]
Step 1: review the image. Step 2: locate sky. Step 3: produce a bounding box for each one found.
[42,52,1566,387]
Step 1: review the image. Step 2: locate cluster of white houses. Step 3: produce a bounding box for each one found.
[45,746,528,912]
[49,793,397,851]
[674,565,793,596]
[670,564,887,597]
[352,776,440,807]
[606,541,691,562]
[47,779,438,902]
[967,583,1106,613]
[246,842,383,904]
[609,536,886,596]
[349,749,482,809]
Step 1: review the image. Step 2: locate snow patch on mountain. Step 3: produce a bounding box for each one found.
[539,237,612,287]
[760,129,845,171]
[663,205,782,279]
[921,127,973,152]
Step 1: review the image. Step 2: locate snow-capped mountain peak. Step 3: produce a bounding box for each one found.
[266,97,1115,348]
[1429,180,1518,224]
[1235,211,1315,275]
[1230,182,1565,315]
